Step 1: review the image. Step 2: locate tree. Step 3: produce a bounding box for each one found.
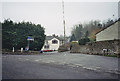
[85,30,89,38]
[71,24,83,41]
[70,34,76,42]
[2,19,46,51]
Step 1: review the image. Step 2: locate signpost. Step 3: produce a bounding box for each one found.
[26,36,34,51]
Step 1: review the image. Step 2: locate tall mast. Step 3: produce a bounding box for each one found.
[62,0,66,44]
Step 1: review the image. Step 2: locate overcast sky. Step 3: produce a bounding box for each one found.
[1,0,119,36]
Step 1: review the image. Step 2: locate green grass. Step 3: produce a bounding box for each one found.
[104,54,117,57]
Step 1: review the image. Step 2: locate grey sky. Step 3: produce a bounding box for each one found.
[2,1,119,36]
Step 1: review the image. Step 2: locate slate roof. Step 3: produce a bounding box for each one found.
[45,36,63,41]
[95,18,120,35]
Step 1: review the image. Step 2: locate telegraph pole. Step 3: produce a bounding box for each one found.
[62,0,66,45]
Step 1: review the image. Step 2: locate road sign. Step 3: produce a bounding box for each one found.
[27,36,34,41]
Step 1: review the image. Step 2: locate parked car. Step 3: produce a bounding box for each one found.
[42,50,53,52]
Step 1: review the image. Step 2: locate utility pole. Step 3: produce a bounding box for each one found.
[62,0,66,45]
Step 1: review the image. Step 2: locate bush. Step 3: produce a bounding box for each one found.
[78,38,90,45]
[58,46,69,52]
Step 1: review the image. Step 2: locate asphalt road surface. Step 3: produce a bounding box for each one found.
[2,52,120,79]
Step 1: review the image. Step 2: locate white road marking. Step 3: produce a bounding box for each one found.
[83,67,97,71]
[75,64,83,67]
[35,60,39,62]
[26,59,29,61]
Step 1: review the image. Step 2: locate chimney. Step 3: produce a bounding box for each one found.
[52,34,55,37]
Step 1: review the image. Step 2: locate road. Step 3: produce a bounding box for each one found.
[2,52,120,79]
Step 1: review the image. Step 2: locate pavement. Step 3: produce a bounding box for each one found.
[2,51,120,79]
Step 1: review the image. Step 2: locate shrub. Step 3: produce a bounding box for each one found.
[78,38,90,45]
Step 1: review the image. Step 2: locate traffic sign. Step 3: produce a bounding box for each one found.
[27,36,34,41]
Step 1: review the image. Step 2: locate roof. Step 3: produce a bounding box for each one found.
[45,36,63,41]
[46,36,53,40]
[95,18,120,35]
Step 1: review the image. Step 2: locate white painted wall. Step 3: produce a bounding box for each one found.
[42,37,61,50]
[49,38,60,50]
[96,21,120,41]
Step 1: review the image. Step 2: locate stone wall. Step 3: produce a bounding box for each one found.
[70,40,120,56]
[2,50,41,55]
[70,44,90,54]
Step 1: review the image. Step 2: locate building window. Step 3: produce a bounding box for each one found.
[44,45,49,48]
[52,40,58,44]
[46,41,48,44]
